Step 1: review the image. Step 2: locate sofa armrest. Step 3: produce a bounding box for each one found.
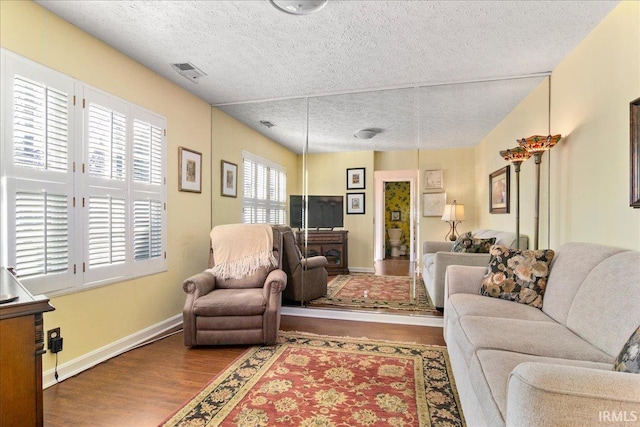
[423,240,454,254]
[183,271,216,297]
[263,269,287,295]
[445,265,487,296]
[506,362,640,427]
[301,256,328,269]
[434,252,488,293]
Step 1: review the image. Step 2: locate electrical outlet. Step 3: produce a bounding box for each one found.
[48,327,63,353]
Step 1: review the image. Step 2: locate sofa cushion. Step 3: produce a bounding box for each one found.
[446,293,555,332]
[455,316,613,364]
[469,349,613,424]
[614,325,640,373]
[451,231,472,252]
[480,245,555,309]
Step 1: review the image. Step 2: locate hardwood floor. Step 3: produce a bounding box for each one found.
[43,259,444,426]
[43,317,445,427]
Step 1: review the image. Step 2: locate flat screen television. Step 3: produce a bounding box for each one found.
[290,195,344,229]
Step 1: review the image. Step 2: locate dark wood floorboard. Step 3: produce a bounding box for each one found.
[43,317,445,427]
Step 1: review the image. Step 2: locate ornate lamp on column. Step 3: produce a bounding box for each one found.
[518,134,562,249]
[441,200,465,241]
[499,146,531,249]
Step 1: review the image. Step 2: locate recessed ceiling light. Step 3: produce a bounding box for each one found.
[269,0,328,15]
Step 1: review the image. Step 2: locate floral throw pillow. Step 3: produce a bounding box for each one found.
[465,237,496,253]
[480,245,555,309]
[451,232,472,252]
[614,326,640,373]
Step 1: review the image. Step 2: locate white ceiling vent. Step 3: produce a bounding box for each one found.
[171,62,206,84]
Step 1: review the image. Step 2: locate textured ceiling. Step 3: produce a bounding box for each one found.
[35,0,618,153]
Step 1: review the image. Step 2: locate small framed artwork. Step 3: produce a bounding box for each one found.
[221,160,238,198]
[178,147,202,193]
[423,192,446,217]
[346,193,365,214]
[346,167,366,190]
[630,97,640,208]
[424,169,444,191]
[489,166,510,214]
[390,210,401,221]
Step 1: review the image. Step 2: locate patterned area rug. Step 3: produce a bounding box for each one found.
[307,274,436,313]
[162,332,465,427]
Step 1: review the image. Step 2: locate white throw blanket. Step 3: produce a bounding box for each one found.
[206,224,276,280]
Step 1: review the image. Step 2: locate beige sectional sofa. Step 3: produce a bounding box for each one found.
[422,229,528,308]
[444,242,640,426]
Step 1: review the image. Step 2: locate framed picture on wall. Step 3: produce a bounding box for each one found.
[178,147,202,193]
[423,192,446,217]
[631,97,640,208]
[346,193,365,214]
[346,167,366,190]
[221,160,238,197]
[489,166,510,214]
[424,169,443,191]
[390,210,401,221]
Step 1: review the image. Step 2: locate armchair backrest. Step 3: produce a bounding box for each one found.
[207,224,284,289]
[270,225,301,277]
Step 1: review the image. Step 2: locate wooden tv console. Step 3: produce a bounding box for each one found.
[295,230,349,275]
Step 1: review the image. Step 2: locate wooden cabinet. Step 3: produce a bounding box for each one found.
[0,268,55,427]
[296,230,349,275]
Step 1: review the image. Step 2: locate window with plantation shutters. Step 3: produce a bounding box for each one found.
[242,151,286,225]
[1,50,167,296]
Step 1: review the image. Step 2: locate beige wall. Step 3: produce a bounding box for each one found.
[474,2,640,251]
[210,107,300,226]
[418,147,478,242]
[1,1,213,372]
[307,152,375,269]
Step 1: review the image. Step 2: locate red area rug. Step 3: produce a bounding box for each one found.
[162,332,464,427]
[307,274,436,313]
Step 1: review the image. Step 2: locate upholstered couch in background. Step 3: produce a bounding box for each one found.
[422,229,528,308]
[444,242,640,426]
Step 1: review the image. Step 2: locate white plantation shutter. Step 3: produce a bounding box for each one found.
[1,51,166,296]
[87,103,127,181]
[14,191,69,276]
[133,199,163,261]
[13,76,69,172]
[242,151,286,225]
[88,196,126,267]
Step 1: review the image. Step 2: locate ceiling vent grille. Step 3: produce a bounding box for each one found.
[259,120,276,128]
[171,62,206,84]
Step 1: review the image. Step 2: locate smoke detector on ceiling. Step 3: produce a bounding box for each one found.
[171,62,206,84]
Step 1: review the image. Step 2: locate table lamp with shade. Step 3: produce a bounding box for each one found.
[441,200,465,241]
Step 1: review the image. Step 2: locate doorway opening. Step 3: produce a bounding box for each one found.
[373,170,419,272]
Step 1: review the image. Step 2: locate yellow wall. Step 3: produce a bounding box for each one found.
[1,1,213,371]
[418,147,478,242]
[474,2,640,251]
[210,107,300,226]
[306,151,375,269]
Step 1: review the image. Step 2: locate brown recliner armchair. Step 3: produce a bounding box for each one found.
[273,225,328,303]
[182,224,287,347]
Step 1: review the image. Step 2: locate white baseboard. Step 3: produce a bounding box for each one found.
[43,314,183,389]
[281,306,444,328]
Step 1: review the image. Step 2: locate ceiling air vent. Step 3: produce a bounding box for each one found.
[171,62,206,84]
[259,120,276,128]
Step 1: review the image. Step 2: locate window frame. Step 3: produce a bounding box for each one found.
[242,151,287,225]
[0,49,167,296]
